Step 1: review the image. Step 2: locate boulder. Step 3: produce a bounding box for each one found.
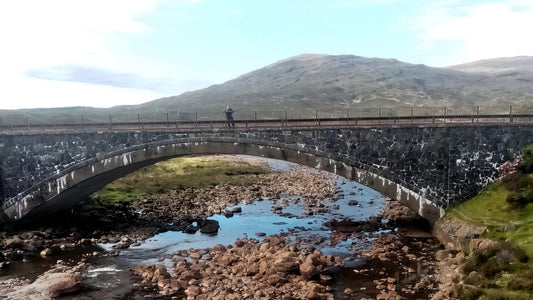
[199,220,220,234]
[39,272,82,298]
[5,237,22,249]
[6,266,83,299]
[299,260,319,280]
[230,207,242,213]
[40,248,53,258]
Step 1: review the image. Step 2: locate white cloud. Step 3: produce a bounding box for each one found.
[413,0,533,66]
[0,0,157,68]
[0,76,167,109]
[0,0,165,109]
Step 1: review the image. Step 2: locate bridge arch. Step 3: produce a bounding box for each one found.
[1,136,442,223]
[2,125,533,224]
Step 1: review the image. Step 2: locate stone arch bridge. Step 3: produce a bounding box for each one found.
[1,124,532,224]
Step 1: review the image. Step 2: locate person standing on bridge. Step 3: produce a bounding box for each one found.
[224,105,235,128]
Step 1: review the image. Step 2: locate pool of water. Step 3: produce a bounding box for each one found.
[89,159,386,285]
[6,156,388,298]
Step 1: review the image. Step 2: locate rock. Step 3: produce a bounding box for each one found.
[231,207,242,213]
[344,288,353,295]
[5,237,22,249]
[199,219,220,234]
[233,240,245,248]
[40,248,53,258]
[304,208,314,216]
[255,232,266,237]
[185,285,201,297]
[7,266,83,299]
[348,200,359,206]
[189,251,203,260]
[0,261,10,269]
[320,274,332,281]
[436,249,455,260]
[40,272,82,297]
[299,260,319,280]
[212,244,226,253]
[183,225,198,234]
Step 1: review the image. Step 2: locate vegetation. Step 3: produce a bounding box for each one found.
[448,145,533,299]
[84,156,267,210]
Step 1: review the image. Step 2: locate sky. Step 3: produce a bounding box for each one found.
[1,0,532,109]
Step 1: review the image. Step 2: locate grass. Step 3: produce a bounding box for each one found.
[448,176,533,258]
[447,174,533,299]
[86,156,267,208]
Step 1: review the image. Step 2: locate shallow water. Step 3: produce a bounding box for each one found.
[4,156,388,298]
[81,158,387,297]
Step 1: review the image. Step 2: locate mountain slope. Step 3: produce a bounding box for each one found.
[137,54,533,112]
[2,54,532,121]
[447,56,533,84]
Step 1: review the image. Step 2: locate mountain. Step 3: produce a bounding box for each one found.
[2,54,533,122]
[135,54,533,113]
[447,56,533,83]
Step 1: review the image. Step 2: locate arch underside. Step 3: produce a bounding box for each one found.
[2,138,443,223]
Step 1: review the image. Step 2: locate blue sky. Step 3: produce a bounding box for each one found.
[1,0,532,109]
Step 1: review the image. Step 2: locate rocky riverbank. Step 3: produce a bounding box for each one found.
[0,157,336,264]
[132,235,341,299]
[0,155,450,299]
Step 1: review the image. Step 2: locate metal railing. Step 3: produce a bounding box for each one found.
[0,105,532,132]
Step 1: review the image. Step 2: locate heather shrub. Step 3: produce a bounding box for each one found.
[520,144,533,174]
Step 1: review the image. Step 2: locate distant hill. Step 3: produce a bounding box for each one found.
[447,56,533,84]
[134,54,533,113]
[2,54,533,121]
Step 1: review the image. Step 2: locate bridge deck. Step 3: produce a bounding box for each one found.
[1,113,532,133]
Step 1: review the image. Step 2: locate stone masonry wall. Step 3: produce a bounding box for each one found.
[1,125,532,210]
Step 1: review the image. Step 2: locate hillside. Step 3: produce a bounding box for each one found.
[136,54,533,113]
[2,54,533,121]
[447,56,533,78]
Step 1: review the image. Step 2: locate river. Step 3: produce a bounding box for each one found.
[0,155,440,299]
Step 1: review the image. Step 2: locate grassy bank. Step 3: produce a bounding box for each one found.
[446,172,533,298]
[86,155,267,208]
[448,181,533,258]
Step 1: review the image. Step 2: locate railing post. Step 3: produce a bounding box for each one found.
[476,106,480,123]
[176,112,180,129]
[108,115,112,131]
[284,111,287,127]
[346,109,350,125]
[315,109,319,126]
[81,115,85,131]
[166,112,169,129]
[195,112,198,128]
[510,106,513,123]
[444,107,447,123]
[138,114,141,130]
[27,117,30,132]
[54,117,57,131]
[411,107,414,124]
[378,108,381,125]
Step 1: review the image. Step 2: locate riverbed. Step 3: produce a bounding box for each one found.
[0,155,441,299]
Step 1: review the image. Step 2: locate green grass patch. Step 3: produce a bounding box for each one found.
[448,172,533,298]
[88,156,267,208]
[447,180,533,258]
